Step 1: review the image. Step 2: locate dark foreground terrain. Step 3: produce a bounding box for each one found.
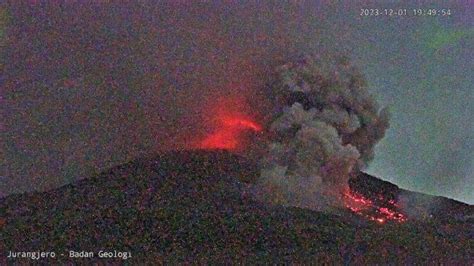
[2,150,473,263]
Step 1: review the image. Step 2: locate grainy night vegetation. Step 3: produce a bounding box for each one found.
[2,151,473,263]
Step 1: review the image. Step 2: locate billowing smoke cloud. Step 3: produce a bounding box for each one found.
[255,54,390,210]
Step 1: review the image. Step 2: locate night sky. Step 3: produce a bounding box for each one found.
[2,1,473,203]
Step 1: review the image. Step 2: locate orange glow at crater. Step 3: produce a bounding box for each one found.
[194,93,264,152]
[198,115,263,150]
[222,118,262,132]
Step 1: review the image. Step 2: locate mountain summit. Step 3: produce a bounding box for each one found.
[2,150,473,263]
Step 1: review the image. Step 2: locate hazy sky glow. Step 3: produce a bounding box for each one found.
[2,1,473,203]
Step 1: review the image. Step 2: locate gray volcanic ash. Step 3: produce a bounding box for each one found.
[255,54,390,210]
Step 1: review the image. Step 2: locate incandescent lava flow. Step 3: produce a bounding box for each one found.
[343,189,407,224]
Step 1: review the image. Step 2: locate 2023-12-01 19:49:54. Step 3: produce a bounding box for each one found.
[360,8,452,17]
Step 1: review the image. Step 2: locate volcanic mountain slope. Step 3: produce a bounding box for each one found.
[2,150,473,263]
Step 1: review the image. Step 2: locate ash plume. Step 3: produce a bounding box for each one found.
[256,54,390,210]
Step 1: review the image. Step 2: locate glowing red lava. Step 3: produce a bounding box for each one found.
[198,116,263,150]
[221,118,262,132]
[343,189,407,224]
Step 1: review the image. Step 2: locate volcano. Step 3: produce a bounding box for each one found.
[2,150,473,263]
